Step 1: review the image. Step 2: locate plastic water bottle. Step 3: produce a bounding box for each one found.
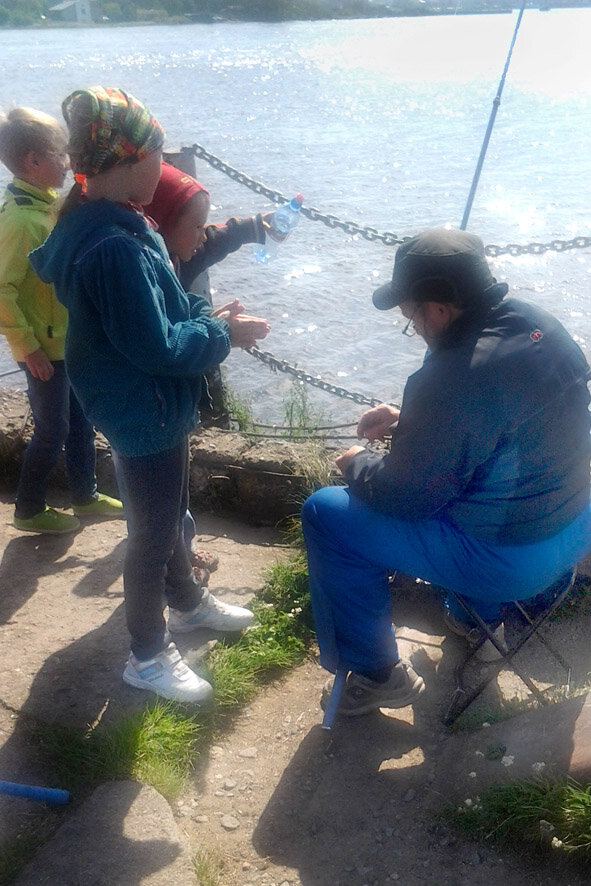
[254,194,304,263]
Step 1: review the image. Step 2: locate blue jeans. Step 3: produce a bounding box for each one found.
[113,440,204,660]
[15,361,97,519]
[302,486,591,676]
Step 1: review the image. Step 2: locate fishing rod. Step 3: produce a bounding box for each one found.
[460,0,528,231]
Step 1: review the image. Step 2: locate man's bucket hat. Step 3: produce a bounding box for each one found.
[373,227,496,310]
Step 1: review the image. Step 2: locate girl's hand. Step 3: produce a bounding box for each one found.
[356,404,400,441]
[212,298,244,319]
[227,314,271,349]
[25,348,54,381]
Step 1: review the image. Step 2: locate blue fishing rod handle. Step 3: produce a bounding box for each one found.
[0,780,70,804]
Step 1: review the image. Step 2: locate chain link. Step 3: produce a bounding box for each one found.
[188,143,591,256]
[246,346,383,408]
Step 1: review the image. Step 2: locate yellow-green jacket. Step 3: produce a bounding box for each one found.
[0,178,67,362]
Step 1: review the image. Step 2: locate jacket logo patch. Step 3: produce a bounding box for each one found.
[530,329,543,342]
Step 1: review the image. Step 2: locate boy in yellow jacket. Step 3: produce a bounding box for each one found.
[0,107,121,533]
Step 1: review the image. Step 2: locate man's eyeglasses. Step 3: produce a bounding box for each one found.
[402,306,419,337]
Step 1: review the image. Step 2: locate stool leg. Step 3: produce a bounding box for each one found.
[322,668,347,730]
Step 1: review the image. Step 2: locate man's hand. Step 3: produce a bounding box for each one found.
[335,444,365,475]
[227,314,271,349]
[357,403,400,442]
[24,348,53,381]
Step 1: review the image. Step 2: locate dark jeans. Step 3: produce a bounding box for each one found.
[15,361,97,519]
[114,440,204,660]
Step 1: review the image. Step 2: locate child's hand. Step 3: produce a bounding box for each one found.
[227,314,271,349]
[25,348,54,381]
[212,298,244,319]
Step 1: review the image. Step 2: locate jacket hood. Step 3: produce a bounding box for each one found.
[29,199,152,305]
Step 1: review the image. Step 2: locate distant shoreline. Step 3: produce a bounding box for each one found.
[0,7,573,32]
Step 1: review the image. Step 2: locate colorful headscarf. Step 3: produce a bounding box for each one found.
[62,86,165,178]
[143,161,209,241]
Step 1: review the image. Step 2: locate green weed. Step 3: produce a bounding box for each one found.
[193,846,226,885]
[282,381,325,439]
[207,553,313,708]
[450,777,591,857]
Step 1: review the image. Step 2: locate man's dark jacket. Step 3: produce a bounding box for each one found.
[345,292,591,545]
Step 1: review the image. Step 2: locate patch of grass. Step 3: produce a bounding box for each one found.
[28,701,204,801]
[450,776,591,858]
[282,381,325,440]
[222,382,255,433]
[207,552,313,708]
[193,846,226,886]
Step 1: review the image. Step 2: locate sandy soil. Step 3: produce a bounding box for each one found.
[0,492,590,885]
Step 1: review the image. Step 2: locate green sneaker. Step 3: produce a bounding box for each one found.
[13,507,80,535]
[73,493,123,518]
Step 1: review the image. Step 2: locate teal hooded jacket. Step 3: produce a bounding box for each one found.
[30,199,231,457]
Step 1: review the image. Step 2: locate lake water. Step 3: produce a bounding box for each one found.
[1,11,590,427]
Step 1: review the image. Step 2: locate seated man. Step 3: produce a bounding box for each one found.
[302,227,591,717]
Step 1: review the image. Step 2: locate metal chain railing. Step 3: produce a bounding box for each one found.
[186,142,591,406]
[246,346,384,408]
[188,143,407,246]
[188,143,591,257]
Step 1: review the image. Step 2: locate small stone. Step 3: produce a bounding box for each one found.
[532,761,546,774]
[194,814,209,823]
[239,746,258,758]
[468,771,477,778]
[501,755,515,767]
[403,789,415,802]
[224,777,238,789]
[220,814,240,830]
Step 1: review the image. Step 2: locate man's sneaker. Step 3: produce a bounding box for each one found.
[73,493,123,518]
[168,589,254,633]
[321,661,425,717]
[122,642,213,703]
[13,507,80,535]
[444,610,506,662]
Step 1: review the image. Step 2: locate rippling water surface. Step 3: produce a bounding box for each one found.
[1,12,590,424]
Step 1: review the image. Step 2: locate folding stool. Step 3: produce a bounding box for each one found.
[443,567,577,727]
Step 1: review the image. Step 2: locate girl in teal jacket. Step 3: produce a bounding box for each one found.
[31,86,270,704]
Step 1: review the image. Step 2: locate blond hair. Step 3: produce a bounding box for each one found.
[0,107,65,176]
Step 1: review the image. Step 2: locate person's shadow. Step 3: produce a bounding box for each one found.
[0,534,79,624]
[252,680,452,886]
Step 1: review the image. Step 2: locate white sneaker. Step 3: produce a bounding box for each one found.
[168,589,254,633]
[122,642,213,703]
